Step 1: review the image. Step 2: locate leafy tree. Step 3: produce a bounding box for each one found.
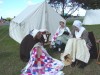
[49,0,80,18]
[73,0,100,9]
[1,16,3,20]
[49,0,68,16]
[6,17,12,22]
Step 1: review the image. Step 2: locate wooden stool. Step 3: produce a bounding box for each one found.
[96,39,100,64]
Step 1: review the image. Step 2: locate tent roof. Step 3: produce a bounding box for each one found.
[12,2,43,24]
[83,9,100,25]
[9,1,65,43]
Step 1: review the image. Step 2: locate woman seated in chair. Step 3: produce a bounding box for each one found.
[51,20,71,52]
[61,20,92,69]
[72,20,92,50]
[20,29,64,75]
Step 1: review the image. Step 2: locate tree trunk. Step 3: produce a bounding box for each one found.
[62,1,64,16]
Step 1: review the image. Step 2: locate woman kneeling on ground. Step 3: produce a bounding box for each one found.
[20,29,64,75]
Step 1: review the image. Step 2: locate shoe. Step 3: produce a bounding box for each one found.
[78,62,87,69]
[71,61,76,67]
[71,59,80,67]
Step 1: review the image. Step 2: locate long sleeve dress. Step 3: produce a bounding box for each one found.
[21,43,64,75]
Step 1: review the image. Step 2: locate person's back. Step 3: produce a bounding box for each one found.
[20,34,44,62]
[20,34,37,62]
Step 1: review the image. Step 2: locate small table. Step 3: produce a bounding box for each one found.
[96,39,100,64]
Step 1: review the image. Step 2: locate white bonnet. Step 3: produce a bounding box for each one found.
[73,20,82,28]
[31,29,39,38]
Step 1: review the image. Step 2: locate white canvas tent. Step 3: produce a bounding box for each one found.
[83,9,100,25]
[9,1,65,43]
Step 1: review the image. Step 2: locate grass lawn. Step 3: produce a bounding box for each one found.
[0,25,100,75]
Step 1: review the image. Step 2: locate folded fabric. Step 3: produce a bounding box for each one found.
[21,43,64,75]
[61,38,90,66]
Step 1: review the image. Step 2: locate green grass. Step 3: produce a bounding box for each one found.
[0,26,26,75]
[0,25,100,75]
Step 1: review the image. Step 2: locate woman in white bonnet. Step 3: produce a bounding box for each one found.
[71,20,92,68]
[20,29,64,75]
[72,20,92,49]
[20,29,44,62]
[51,20,71,52]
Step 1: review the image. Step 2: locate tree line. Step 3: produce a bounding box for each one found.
[49,0,100,16]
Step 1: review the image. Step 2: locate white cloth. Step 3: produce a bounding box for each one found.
[39,29,47,32]
[75,27,85,38]
[58,27,71,37]
[61,38,90,64]
[73,20,85,39]
[21,42,64,75]
[51,26,71,42]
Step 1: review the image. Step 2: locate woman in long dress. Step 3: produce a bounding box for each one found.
[51,20,71,51]
[20,29,64,75]
[61,20,92,68]
[71,20,92,49]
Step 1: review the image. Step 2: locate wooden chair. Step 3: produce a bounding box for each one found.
[96,39,100,64]
[88,32,100,64]
[88,32,98,59]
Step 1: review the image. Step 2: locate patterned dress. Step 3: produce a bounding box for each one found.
[51,27,71,48]
[21,43,64,75]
